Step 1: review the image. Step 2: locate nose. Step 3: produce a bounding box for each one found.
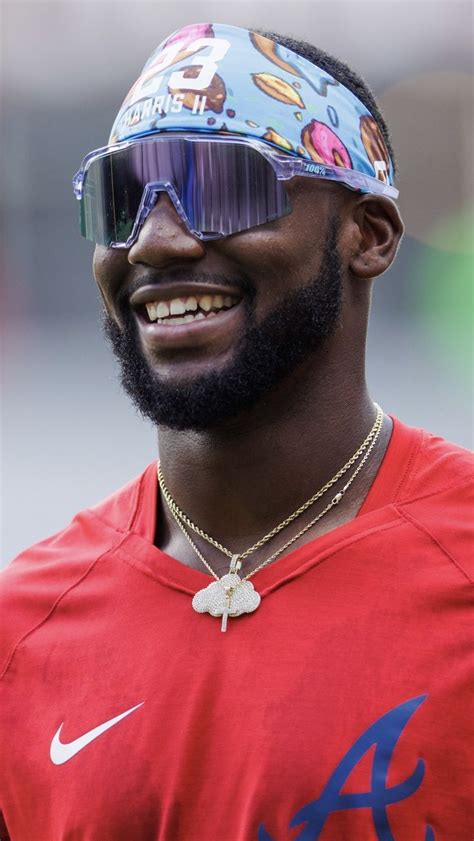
[127,192,206,268]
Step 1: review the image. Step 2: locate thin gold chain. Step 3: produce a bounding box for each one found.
[158,404,383,562]
[244,408,382,579]
[167,507,221,580]
[159,405,384,582]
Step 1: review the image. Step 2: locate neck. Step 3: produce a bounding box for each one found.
[156,342,385,555]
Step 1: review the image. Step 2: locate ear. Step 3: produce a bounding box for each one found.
[348,195,404,279]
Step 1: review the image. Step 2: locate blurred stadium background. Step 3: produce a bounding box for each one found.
[1,0,473,565]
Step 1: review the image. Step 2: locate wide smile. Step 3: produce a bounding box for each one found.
[129,284,246,351]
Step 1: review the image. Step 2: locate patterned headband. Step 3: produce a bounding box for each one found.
[109,22,395,188]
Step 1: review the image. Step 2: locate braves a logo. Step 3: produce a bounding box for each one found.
[259,696,435,841]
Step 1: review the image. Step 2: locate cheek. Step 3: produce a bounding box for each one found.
[92,246,127,313]
[92,245,108,277]
[221,187,329,272]
[220,221,324,311]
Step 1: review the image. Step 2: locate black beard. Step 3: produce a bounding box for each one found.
[102,216,343,431]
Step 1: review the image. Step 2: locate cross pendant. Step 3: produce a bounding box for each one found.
[221,594,231,633]
[221,556,242,633]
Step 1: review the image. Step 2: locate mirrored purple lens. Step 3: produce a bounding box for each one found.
[80,136,292,245]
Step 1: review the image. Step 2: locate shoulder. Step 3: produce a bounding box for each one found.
[0,463,154,676]
[395,417,473,504]
[400,420,472,493]
[393,417,473,578]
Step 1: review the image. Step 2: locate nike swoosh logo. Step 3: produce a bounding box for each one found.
[50,701,144,765]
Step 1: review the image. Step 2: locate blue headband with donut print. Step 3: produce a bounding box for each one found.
[73,23,398,247]
[109,22,396,189]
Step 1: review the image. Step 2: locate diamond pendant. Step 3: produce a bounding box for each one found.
[192,555,261,632]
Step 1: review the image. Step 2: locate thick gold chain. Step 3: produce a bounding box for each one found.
[158,404,384,581]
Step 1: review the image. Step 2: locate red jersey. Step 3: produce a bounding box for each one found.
[0,416,473,841]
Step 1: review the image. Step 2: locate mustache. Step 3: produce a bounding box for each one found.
[117,270,255,312]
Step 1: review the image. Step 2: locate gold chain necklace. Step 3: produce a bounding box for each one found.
[158,404,383,563]
[158,404,383,631]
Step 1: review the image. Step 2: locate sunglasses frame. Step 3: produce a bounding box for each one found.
[73,131,399,247]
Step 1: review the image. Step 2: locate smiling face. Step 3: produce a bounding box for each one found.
[93,173,352,430]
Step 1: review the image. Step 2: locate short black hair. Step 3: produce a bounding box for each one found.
[254,28,396,176]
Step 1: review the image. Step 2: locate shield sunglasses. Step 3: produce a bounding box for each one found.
[73,133,399,247]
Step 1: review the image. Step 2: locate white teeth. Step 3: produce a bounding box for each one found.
[156,302,170,318]
[145,293,240,323]
[199,295,213,312]
[169,298,186,315]
[145,302,158,320]
[155,311,208,326]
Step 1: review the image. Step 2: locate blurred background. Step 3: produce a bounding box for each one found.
[1,0,473,565]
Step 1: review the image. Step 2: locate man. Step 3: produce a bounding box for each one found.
[0,22,472,841]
